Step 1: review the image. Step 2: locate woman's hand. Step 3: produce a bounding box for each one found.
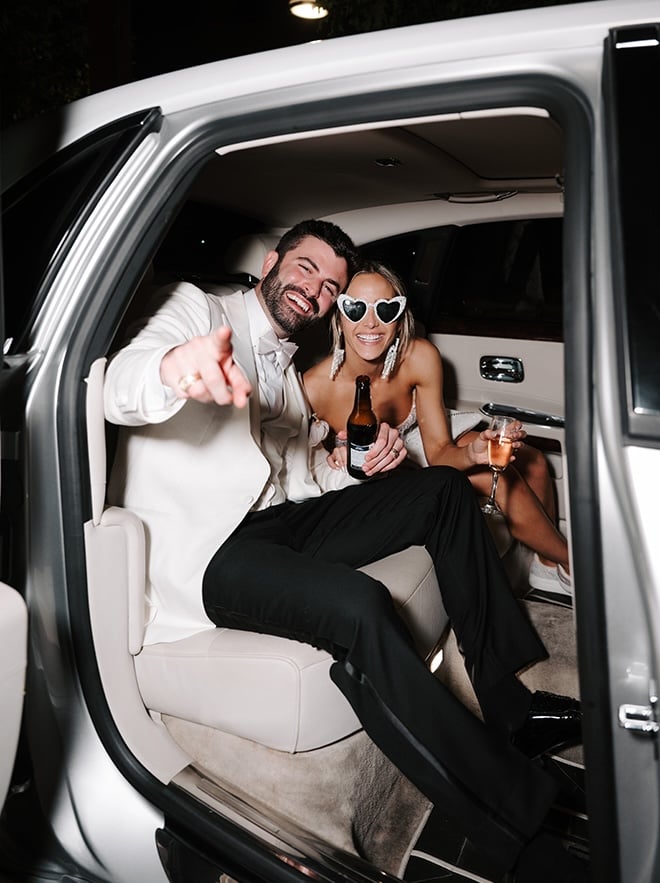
[363,424,407,476]
[469,420,526,466]
[327,425,407,474]
[327,430,349,470]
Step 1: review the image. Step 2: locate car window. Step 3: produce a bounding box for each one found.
[362,218,563,341]
[153,199,265,285]
[608,26,660,436]
[1,109,160,354]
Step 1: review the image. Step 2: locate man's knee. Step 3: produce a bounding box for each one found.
[341,575,395,625]
[425,465,474,497]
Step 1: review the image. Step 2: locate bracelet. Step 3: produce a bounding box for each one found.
[334,438,348,447]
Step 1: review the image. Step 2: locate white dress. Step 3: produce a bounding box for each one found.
[397,397,482,467]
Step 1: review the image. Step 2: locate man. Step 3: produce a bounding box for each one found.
[104,219,585,882]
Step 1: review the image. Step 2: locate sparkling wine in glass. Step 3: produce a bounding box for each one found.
[481,415,516,514]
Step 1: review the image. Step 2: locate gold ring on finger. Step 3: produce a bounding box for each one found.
[178,372,201,392]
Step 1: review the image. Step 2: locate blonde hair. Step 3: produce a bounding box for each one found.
[330,260,415,379]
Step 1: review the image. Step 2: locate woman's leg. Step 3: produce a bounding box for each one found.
[513,442,557,520]
[467,466,568,569]
[458,433,568,570]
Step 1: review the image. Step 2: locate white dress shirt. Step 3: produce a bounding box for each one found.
[244,289,299,510]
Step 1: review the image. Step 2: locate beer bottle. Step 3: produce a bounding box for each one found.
[347,375,378,480]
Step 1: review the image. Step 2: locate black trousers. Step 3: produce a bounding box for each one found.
[203,466,558,871]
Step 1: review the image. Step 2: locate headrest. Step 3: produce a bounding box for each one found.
[224,234,280,281]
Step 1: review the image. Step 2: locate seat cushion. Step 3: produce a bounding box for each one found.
[135,546,447,752]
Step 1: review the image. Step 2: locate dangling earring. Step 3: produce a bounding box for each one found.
[330,333,345,380]
[381,337,400,379]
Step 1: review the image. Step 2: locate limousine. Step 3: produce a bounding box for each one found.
[1,2,659,881]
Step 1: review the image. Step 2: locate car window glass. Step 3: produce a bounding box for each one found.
[362,218,563,341]
[1,111,158,354]
[609,27,660,432]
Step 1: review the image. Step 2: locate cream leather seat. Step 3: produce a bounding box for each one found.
[133,533,446,752]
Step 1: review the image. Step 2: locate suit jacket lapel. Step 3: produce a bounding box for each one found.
[284,364,311,422]
[210,289,262,445]
[210,289,312,452]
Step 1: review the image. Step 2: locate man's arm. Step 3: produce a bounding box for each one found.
[104,281,251,426]
[160,325,251,408]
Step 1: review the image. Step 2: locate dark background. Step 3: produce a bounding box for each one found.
[1,0,599,130]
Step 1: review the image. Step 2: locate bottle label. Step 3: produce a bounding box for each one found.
[349,442,374,469]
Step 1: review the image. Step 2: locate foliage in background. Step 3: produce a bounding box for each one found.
[1,0,89,129]
[1,0,597,129]
[321,0,593,35]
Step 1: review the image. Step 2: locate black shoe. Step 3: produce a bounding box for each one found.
[512,691,582,759]
[508,833,589,883]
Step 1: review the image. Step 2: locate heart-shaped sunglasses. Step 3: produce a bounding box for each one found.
[337,293,407,325]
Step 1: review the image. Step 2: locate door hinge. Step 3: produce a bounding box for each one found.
[618,680,659,735]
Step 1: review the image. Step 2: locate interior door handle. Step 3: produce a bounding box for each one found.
[481,402,565,428]
[480,355,524,383]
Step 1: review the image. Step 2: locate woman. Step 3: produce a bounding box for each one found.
[303,260,571,602]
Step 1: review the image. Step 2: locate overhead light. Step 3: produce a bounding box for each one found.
[289,1,328,20]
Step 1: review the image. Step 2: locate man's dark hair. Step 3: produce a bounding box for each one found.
[276,220,358,278]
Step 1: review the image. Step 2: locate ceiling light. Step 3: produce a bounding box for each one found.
[289,1,328,20]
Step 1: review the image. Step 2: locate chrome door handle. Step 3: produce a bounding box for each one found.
[481,402,565,428]
[480,355,524,383]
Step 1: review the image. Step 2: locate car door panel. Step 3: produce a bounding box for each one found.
[430,332,564,419]
[430,331,567,532]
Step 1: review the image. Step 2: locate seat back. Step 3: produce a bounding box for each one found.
[0,583,27,811]
[223,233,279,280]
[84,358,191,780]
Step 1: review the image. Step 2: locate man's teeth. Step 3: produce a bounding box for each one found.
[289,293,310,312]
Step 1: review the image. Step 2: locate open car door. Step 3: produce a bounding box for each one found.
[0,233,28,811]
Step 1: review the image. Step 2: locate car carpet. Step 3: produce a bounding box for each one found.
[435,598,580,746]
[162,715,432,877]
[162,594,578,879]
[161,534,578,879]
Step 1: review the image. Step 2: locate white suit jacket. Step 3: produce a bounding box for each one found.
[104,281,353,645]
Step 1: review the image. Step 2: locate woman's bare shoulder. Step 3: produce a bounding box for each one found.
[403,337,443,375]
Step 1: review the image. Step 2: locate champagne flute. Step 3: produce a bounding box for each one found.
[481,415,516,514]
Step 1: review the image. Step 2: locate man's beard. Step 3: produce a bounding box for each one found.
[260,264,320,335]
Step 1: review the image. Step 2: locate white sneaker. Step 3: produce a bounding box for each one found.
[527,554,573,607]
